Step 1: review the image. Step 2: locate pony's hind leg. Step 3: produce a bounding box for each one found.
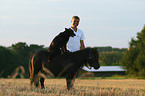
[33,74,39,87]
[39,70,46,89]
[40,77,45,89]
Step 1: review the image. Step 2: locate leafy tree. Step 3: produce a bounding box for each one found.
[100,51,124,66]
[121,25,145,77]
[11,42,29,57]
[10,42,45,77]
[11,42,44,57]
[0,46,23,77]
[29,44,44,56]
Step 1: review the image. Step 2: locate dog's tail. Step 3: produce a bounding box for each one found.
[29,54,35,85]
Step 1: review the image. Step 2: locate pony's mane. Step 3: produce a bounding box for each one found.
[68,47,92,59]
[73,47,92,53]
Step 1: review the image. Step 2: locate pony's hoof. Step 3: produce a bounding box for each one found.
[41,87,45,89]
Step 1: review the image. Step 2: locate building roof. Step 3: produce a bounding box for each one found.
[82,66,127,72]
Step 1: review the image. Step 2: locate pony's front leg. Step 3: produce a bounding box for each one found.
[40,77,45,89]
[33,74,39,87]
[66,78,73,90]
[66,73,77,90]
[71,72,77,88]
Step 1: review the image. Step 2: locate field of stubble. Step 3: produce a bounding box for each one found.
[0,79,145,96]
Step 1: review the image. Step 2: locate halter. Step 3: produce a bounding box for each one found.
[85,64,92,69]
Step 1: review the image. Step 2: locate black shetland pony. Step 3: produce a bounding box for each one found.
[29,47,100,90]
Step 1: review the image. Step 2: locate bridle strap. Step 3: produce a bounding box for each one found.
[85,63,92,69]
[89,49,92,59]
[85,49,92,69]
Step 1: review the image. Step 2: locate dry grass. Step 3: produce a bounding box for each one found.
[0,79,145,96]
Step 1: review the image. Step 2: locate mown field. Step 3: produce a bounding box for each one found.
[0,79,145,96]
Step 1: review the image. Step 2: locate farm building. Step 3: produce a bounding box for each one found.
[81,66,127,77]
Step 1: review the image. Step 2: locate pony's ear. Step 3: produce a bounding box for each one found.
[92,47,98,52]
[93,47,97,50]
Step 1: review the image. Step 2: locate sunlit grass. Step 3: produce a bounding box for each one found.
[0,79,145,96]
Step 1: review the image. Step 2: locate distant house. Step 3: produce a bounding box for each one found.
[82,66,127,77]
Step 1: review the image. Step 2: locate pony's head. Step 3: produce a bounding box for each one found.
[86,48,100,69]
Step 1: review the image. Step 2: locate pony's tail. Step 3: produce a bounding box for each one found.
[29,54,35,85]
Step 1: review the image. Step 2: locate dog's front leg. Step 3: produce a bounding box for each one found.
[62,45,68,54]
[61,46,66,54]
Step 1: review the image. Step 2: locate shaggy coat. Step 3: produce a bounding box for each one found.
[29,47,100,90]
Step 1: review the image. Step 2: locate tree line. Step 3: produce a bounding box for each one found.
[0,25,145,78]
[0,43,126,78]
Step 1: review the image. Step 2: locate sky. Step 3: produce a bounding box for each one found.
[0,0,145,48]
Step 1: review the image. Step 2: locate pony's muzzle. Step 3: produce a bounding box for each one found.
[94,63,100,69]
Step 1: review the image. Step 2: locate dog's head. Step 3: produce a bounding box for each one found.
[65,28,76,37]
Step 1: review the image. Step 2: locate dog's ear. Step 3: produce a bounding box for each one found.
[65,28,68,31]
